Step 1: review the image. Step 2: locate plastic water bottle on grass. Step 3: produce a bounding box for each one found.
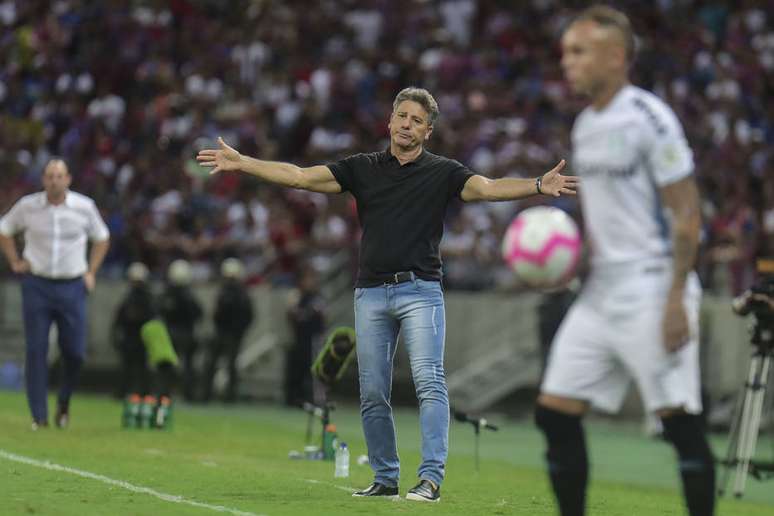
[154,396,173,429]
[334,442,349,478]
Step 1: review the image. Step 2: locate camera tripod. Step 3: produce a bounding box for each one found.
[718,318,774,498]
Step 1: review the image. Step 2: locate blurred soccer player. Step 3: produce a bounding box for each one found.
[535,6,714,516]
[198,86,576,502]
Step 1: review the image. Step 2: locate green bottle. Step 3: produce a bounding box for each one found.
[122,394,142,429]
[323,423,337,460]
[139,395,157,429]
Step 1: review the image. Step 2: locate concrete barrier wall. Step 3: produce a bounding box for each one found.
[0,279,755,404]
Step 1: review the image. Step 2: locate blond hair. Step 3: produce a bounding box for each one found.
[573,4,635,62]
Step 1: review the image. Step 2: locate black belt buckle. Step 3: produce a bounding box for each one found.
[386,271,414,285]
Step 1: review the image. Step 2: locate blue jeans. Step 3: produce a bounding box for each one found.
[355,277,449,487]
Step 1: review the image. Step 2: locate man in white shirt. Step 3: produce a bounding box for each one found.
[0,159,110,430]
[535,6,715,516]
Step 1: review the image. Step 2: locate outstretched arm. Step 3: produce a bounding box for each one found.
[460,160,577,202]
[197,137,342,194]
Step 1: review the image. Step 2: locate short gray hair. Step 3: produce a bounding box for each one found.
[392,87,439,126]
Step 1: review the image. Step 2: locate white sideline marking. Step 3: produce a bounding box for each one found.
[304,478,356,493]
[0,449,262,516]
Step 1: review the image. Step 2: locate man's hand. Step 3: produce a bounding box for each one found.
[663,290,689,352]
[540,160,578,197]
[83,271,96,292]
[196,137,243,174]
[10,258,30,274]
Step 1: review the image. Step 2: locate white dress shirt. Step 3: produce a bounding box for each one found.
[0,191,110,279]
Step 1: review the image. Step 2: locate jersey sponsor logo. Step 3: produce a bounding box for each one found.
[631,97,667,135]
[607,132,626,153]
[660,143,681,166]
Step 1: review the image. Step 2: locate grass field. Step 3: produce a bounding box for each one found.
[0,390,772,515]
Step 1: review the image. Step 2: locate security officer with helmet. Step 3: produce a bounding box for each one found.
[202,258,254,402]
[159,259,202,401]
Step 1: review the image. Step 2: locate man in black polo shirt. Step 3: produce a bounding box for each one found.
[197,87,577,502]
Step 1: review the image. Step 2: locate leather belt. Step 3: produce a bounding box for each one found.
[383,271,415,285]
[32,274,82,282]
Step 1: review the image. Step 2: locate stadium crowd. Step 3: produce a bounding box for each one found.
[0,0,771,293]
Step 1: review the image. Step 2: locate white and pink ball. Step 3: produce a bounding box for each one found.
[501,206,581,288]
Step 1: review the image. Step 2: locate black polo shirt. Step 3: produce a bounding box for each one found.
[328,149,474,287]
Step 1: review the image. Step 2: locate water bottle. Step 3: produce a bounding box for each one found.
[322,423,337,460]
[334,442,349,478]
[154,396,173,430]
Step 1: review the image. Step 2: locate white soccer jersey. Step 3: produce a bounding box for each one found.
[571,85,694,267]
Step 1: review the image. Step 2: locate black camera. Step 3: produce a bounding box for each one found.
[720,258,774,495]
[732,259,774,317]
[731,259,774,349]
[732,278,774,318]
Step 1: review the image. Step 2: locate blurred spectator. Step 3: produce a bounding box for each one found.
[707,190,758,295]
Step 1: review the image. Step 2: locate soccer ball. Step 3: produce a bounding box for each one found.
[501,206,581,288]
